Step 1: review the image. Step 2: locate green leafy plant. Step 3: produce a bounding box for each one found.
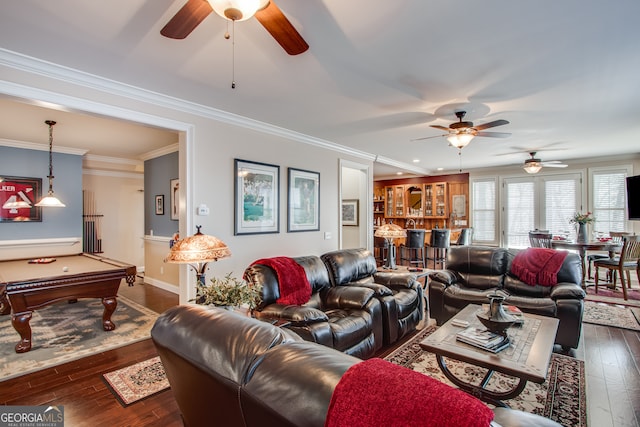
[193,272,262,310]
[569,211,595,224]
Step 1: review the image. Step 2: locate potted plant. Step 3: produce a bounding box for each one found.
[193,273,262,314]
[569,211,595,243]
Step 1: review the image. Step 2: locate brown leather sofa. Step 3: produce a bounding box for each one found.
[321,248,423,345]
[428,246,585,350]
[151,305,562,427]
[244,255,383,359]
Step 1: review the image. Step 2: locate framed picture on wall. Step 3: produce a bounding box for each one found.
[234,159,280,235]
[0,175,42,223]
[155,195,164,215]
[170,179,179,220]
[342,199,359,226]
[287,168,320,232]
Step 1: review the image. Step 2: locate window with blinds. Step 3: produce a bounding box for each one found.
[503,174,581,248]
[591,169,628,233]
[505,180,535,248]
[472,179,496,242]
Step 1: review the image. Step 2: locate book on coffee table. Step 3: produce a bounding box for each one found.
[456,326,510,353]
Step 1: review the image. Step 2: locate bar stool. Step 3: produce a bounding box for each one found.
[399,229,426,268]
[427,229,451,269]
[374,236,389,267]
[451,227,473,246]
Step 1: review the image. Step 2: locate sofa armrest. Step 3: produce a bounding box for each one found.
[256,304,329,325]
[345,282,394,297]
[427,270,458,286]
[550,283,586,300]
[373,272,420,290]
[324,286,375,310]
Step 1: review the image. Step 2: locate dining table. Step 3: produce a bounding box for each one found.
[550,239,622,287]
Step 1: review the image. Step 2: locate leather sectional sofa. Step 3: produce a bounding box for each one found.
[428,246,585,349]
[244,249,423,359]
[151,305,562,427]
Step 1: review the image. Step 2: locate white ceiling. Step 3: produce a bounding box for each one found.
[1,0,639,178]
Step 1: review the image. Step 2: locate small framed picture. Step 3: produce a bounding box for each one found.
[170,179,179,221]
[155,195,164,215]
[342,199,359,226]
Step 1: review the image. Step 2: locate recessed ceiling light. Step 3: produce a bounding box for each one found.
[396,172,403,175]
[413,159,420,163]
[437,167,444,171]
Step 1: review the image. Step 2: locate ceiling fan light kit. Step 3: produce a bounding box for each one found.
[446,132,475,149]
[523,160,543,174]
[208,0,269,21]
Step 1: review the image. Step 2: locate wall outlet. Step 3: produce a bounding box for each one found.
[324,232,332,240]
[197,204,210,215]
[160,266,164,275]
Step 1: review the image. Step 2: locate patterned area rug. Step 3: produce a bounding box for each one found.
[104,356,169,406]
[0,296,159,382]
[586,285,640,307]
[384,326,587,427]
[583,300,640,331]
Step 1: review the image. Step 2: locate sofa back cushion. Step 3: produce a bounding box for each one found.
[504,251,582,297]
[245,256,331,308]
[321,248,377,286]
[446,246,509,290]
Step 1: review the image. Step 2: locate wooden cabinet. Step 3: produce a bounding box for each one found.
[424,182,447,218]
[384,185,406,218]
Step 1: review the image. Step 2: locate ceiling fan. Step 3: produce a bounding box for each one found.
[161,0,309,55]
[523,152,568,174]
[413,111,511,149]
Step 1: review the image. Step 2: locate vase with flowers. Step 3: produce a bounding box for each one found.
[569,211,595,243]
[192,272,262,316]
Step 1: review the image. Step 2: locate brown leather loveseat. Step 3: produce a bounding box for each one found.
[428,246,585,350]
[151,305,562,427]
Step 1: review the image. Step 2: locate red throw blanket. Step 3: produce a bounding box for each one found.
[325,358,494,427]
[511,248,568,286]
[252,257,311,305]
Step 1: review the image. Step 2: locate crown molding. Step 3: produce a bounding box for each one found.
[139,143,179,161]
[82,168,143,179]
[0,137,87,155]
[0,48,424,174]
[83,153,143,166]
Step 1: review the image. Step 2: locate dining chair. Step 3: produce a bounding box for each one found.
[528,231,552,248]
[588,231,633,280]
[451,227,473,246]
[426,229,451,269]
[594,235,640,300]
[399,229,426,268]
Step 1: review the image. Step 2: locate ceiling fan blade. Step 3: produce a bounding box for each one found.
[411,135,445,142]
[475,131,511,138]
[161,0,213,39]
[429,125,450,131]
[542,163,568,168]
[255,1,309,55]
[474,119,509,131]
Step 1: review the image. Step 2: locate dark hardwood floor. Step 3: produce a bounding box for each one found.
[1,278,639,427]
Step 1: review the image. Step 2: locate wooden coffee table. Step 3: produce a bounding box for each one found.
[420,304,558,407]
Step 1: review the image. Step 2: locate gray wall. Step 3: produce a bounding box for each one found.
[0,146,82,239]
[144,151,179,237]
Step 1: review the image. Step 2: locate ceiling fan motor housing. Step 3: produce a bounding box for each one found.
[450,121,474,130]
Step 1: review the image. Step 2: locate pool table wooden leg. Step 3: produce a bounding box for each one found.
[102,296,117,331]
[12,311,33,353]
[0,288,11,315]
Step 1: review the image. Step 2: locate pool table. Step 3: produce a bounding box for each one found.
[0,253,136,353]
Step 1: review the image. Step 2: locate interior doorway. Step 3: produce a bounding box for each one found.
[339,160,372,250]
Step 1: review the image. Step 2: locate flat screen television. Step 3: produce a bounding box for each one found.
[627,175,640,220]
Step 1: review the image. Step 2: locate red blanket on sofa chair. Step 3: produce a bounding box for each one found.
[252,256,312,305]
[325,358,494,427]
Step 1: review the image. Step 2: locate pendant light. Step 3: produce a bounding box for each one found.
[35,120,66,207]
